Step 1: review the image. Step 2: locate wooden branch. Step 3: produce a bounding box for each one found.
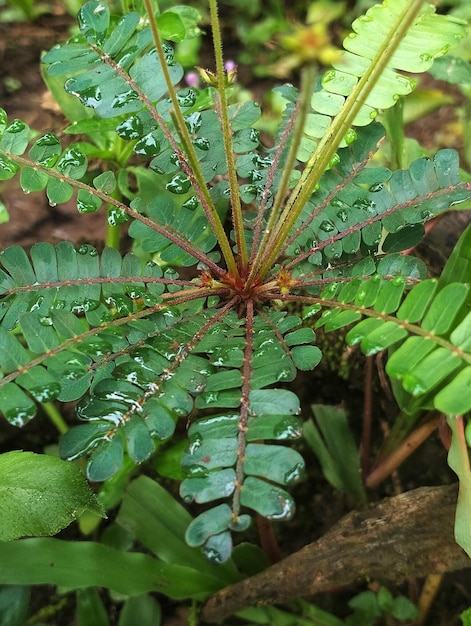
[202,484,470,622]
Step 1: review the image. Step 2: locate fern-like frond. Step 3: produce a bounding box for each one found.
[305,1,466,150]
[313,274,471,416]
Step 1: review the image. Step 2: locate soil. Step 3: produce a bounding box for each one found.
[1,5,471,626]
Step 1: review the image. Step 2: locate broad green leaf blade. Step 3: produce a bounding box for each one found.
[116,476,239,581]
[0,585,30,626]
[446,415,471,559]
[0,451,104,541]
[304,405,366,505]
[77,588,110,626]
[0,538,223,599]
[118,594,161,626]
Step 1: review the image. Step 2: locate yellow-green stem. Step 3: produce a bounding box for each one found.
[248,66,315,285]
[208,0,248,269]
[41,402,69,435]
[142,0,239,277]
[257,0,425,279]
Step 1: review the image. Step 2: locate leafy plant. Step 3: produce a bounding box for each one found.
[0,0,470,592]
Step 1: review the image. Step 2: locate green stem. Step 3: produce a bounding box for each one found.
[105,221,120,249]
[41,402,69,435]
[208,0,248,270]
[257,0,425,279]
[384,97,406,170]
[142,0,239,277]
[248,66,315,284]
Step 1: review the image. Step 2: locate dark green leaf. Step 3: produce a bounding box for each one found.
[118,594,161,626]
[0,585,30,626]
[87,436,124,481]
[244,444,305,485]
[78,0,110,46]
[77,588,109,626]
[240,477,295,520]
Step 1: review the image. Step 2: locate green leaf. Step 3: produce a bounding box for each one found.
[157,12,186,42]
[19,166,49,192]
[116,476,240,581]
[0,383,37,427]
[0,119,29,155]
[304,405,366,504]
[77,588,110,626]
[0,585,30,626]
[249,388,300,416]
[0,538,223,599]
[77,189,102,213]
[185,504,233,547]
[0,154,19,180]
[180,469,236,504]
[435,367,471,415]
[244,444,305,486]
[118,595,161,626]
[29,132,61,167]
[290,345,322,370]
[240,477,295,520]
[87,436,124,481]
[78,0,110,46]
[446,416,471,559]
[0,451,104,541]
[421,283,469,333]
[46,176,74,205]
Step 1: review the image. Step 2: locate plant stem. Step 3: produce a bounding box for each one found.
[142,0,239,277]
[208,0,248,270]
[257,0,425,278]
[41,402,69,435]
[365,414,440,489]
[248,66,315,284]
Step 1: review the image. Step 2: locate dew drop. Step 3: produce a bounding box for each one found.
[369,183,384,193]
[344,128,357,145]
[319,220,335,233]
[184,112,202,134]
[77,244,89,255]
[182,195,199,211]
[166,173,192,194]
[6,119,27,133]
[284,462,305,484]
[192,136,210,151]
[116,116,143,140]
[176,88,197,108]
[112,89,139,109]
[336,209,348,222]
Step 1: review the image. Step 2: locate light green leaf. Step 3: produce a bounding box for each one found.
[157,12,186,42]
[0,451,104,541]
